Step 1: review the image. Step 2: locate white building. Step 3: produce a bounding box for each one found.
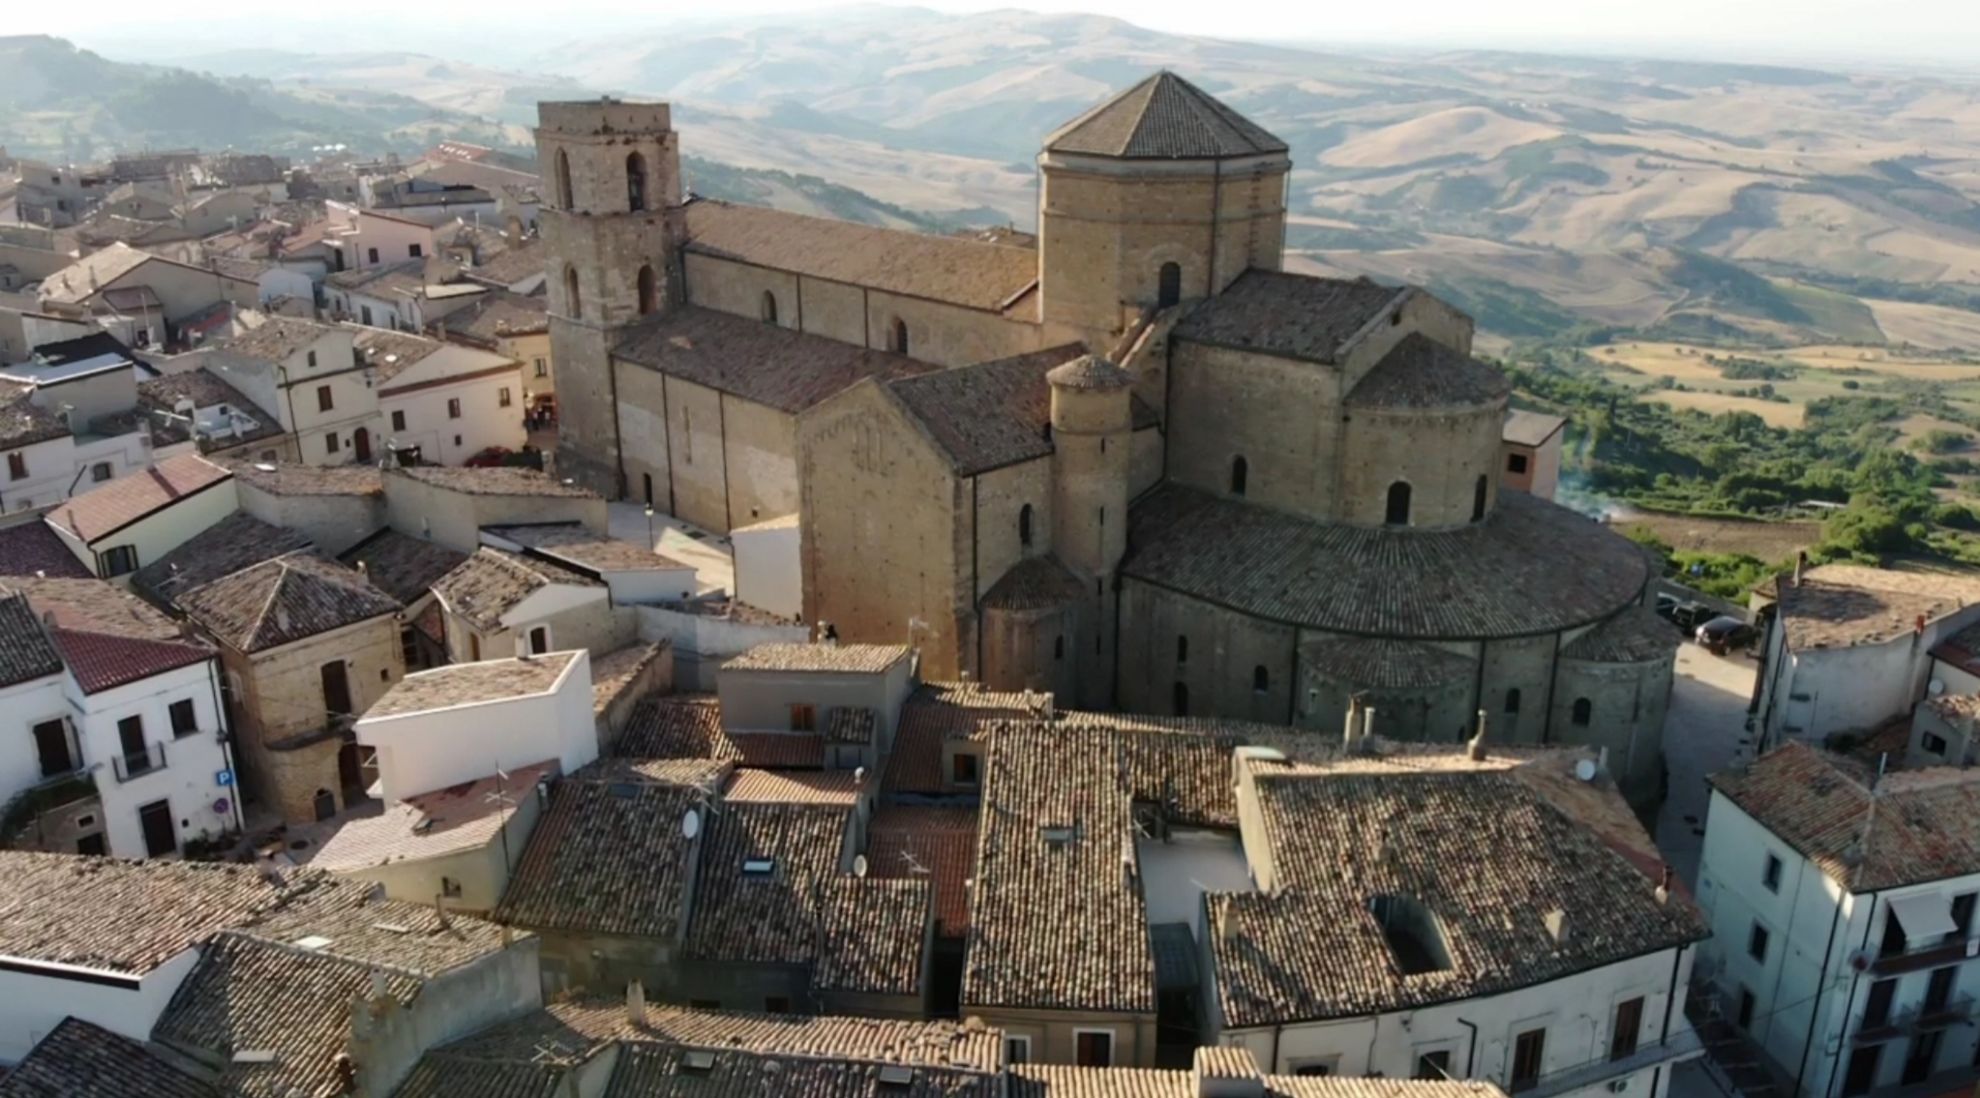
[357,327,524,466]
[480,523,696,606]
[1698,741,1980,1097]
[0,353,152,515]
[44,451,237,580]
[353,649,597,806]
[1753,565,1980,748]
[325,202,439,272]
[1201,743,1707,1098]
[206,315,386,465]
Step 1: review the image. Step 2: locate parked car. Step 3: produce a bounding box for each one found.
[1695,615,1757,654]
[1670,601,1718,630]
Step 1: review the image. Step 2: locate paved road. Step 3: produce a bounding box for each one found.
[1656,643,1760,890]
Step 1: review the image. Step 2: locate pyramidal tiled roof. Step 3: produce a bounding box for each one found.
[1045,71,1288,160]
[177,553,400,653]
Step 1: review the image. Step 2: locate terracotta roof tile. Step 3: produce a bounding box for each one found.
[869,805,979,935]
[217,315,339,363]
[722,768,862,805]
[496,770,709,938]
[45,626,211,694]
[439,289,549,345]
[366,652,578,718]
[0,378,70,449]
[1123,486,1648,640]
[1561,605,1682,664]
[1299,636,1474,690]
[616,696,827,769]
[312,760,559,874]
[883,682,1053,795]
[613,306,933,415]
[1503,409,1566,447]
[486,522,694,573]
[337,528,467,605]
[684,801,852,965]
[46,452,231,544]
[1173,270,1404,364]
[725,642,911,674]
[433,546,602,632]
[0,1017,212,1098]
[1347,334,1511,410]
[176,553,399,653]
[1044,72,1287,160]
[684,199,1037,313]
[131,512,311,608]
[0,591,61,688]
[815,877,932,995]
[0,520,91,578]
[1776,564,1980,650]
[982,556,1088,612]
[387,463,598,498]
[224,459,383,497]
[886,345,1086,476]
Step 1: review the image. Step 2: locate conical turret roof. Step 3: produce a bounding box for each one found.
[1044,71,1288,160]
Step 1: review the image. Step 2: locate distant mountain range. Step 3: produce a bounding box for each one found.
[12,9,1980,348]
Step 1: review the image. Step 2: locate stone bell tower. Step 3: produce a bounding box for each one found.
[535,99,685,497]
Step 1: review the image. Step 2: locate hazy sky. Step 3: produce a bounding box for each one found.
[27,0,1980,67]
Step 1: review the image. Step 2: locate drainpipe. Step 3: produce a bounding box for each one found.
[205,659,246,836]
[1824,894,1881,1098]
[1794,896,1848,1094]
[1457,1016,1480,1077]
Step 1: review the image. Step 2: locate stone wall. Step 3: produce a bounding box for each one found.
[382,468,606,555]
[973,459,1054,601]
[231,615,404,823]
[1338,402,1504,529]
[1166,342,1339,520]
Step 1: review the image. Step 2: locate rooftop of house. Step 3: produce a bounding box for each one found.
[495,767,711,939]
[1172,270,1407,365]
[0,1017,212,1098]
[883,681,1056,795]
[1775,564,1980,651]
[1560,604,1684,664]
[684,800,858,967]
[312,758,559,874]
[432,545,604,632]
[723,641,912,675]
[365,650,579,719]
[0,520,92,578]
[462,237,543,288]
[816,877,934,996]
[1711,740,1980,892]
[0,378,72,450]
[0,590,63,689]
[336,527,467,605]
[682,198,1038,313]
[1300,636,1475,691]
[614,695,826,768]
[325,257,426,294]
[612,305,934,415]
[591,640,668,718]
[387,462,598,498]
[484,522,693,574]
[1346,333,1512,410]
[36,243,155,304]
[886,343,1157,477]
[1934,620,1980,678]
[6,574,213,693]
[1124,485,1649,641]
[868,804,979,936]
[45,452,232,544]
[1012,1063,1506,1097]
[1504,408,1568,447]
[981,555,1090,612]
[130,510,313,608]
[223,457,383,497]
[351,324,446,382]
[216,314,340,362]
[1043,70,1289,160]
[721,767,863,805]
[175,552,400,654]
[437,288,549,345]
[136,367,283,449]
[1208,751,1705,1027]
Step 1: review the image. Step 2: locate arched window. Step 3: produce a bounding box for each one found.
[1253,665,1270,693]
[554,149,573,210]
[1385,481,1412,526]
[563,265,582,320]
[1472,474,1489,522]
[1230,456,1248,497]
[1157,261,1182,309]
[626,152,647,212]
[1018,503,1033,548]
[1176,635,1189,664]
[1173,682,1189,716]
[1054,635,1065,661]
[636,264,658,316]
[761,290,778,324]
[890,317,910,356]
[1572,697,1593,726]
[1505,688,1521,714]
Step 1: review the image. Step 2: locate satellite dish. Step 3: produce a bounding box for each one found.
[681,808,701,840]
[853,854,869,878]
[1574,759,1599,782]
[1929,679,1947,697]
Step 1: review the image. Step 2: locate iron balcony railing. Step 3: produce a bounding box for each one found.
[112,742,165,783]
[1518,1028,1705,1098]
[1853,995,1977,1044]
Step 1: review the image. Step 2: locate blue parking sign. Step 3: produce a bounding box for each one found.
[215,769,234,787]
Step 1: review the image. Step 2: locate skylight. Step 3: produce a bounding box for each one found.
[1368,894,1452,975]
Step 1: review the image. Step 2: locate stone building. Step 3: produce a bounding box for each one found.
[537,73,1673,799]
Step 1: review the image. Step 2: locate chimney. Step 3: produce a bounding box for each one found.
[1917,614,1927,636]
[1468,709,1489,761]
[433,894,451,930]
[1544,909,1569,945]
[626,980,648,1028]
[1794,550,1807,587]
[1192,1045,1265,1098]
[1655,864,1674,906]
[1342,697,1364,753]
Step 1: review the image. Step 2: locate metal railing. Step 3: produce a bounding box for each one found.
[111,742,165,783]
[1519,1028,1705,1098]
[1853,994,1976,1043]
[1871,931,1980,974]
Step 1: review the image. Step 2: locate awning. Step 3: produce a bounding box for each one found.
[1889,892,1957,940]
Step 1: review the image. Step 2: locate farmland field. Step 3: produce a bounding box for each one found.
[1585,341,1980,427]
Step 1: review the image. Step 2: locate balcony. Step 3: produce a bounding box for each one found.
[1852,995,1976,1044]
[112,742,165,782]
[1870,934,1980,976]
[1519,1028,1705,1098]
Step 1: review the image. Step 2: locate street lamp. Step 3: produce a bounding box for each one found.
[644,504,655,549]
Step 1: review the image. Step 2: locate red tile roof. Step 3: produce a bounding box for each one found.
[0,522,91,578]
[49,626,210,694]
[868,805,979,936]
[46,453,232,544]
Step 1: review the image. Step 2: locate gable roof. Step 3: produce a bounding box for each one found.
[337,527,467,605]
[724,642,911,675]
[0,590,62,689]
[224,458,384,497]
[0,378,68,450]
[1711,741,1980,892]
[433,546,603,632]
[438,289,549,346]
[0,1016,212,1098]
[815,877,933,995]
[37,243,156,304]
[1044,71,1288,160]
[175,552,400,653]
[7,574,213,693]
[215,315,339,363]
[685,800,853,966]
[1172,270,1406,365]
[366,651,578,719]
[682,199,1037,313]
[45,452,232,544]
[614,696,825,769]
[1774,564,1980,651]
[613,306,933,415]
[130,510,313,608]
[484,523,693,574]
[886,344,1084,476]
[0,520,91,578]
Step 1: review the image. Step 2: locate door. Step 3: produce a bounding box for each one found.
[138,799,176,857]
[117,715,149,775]
[32,719,72,777]
[1903,1031,1941,1085]
[353,427,372,463]
[528,626,549,655]
[1841,1045,1881,1097]
[321,661,352,720]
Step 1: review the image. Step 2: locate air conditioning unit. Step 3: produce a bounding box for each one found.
[1607,1079,1630,1093]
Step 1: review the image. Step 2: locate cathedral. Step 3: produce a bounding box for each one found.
[535,73,1676,803]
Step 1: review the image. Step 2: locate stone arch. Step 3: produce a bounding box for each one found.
[1157,261,1182,309]
[636,265,658,316]
[1385,481,1412,526]
[1505,687,1522,714]
[890,316,910,356]
[1230,455,1248,497]
[1472,474,1489,522]
[1572,697,1593,725]
[1019,503,1033,548]
[1173,681,1189,716]
[626,151,648,212]
[1253,665,1270,694]
[563,265,582,320]
[761,290,778,324]
[554,149,573,210]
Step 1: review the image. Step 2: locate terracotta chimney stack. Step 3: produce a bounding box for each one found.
[1467,709,1489,761]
